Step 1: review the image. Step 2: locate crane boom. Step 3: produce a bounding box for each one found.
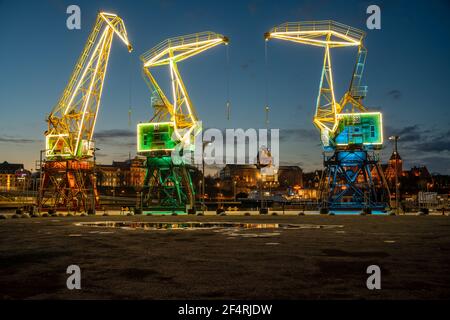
[265,21,366,146]
[140,31,228,146]
[46,12,132,159]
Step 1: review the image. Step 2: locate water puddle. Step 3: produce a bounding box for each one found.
[226,232,281,238]
[75,221,343,232]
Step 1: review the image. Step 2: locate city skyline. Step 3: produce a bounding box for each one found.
[1,0,449,174]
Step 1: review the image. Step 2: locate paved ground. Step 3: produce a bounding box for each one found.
[1,214,450,299]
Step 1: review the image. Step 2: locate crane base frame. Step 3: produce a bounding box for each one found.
[319,150,390,211]
[37,159,99,213]
[141,156,195,214]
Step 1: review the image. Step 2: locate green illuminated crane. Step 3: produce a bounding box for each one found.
[138,31,228,213]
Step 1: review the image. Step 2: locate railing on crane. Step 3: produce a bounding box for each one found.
[266,21,365,47]
[141,31,228,67]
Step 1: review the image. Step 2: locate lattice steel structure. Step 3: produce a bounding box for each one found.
[38,12,132,212]
[139,32,228,213]
[265,21,390,211]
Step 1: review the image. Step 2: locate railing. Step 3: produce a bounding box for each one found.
[140,31,225,63]
[350,86,368,99]
[270,20,365,43]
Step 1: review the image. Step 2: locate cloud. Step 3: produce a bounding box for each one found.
[384,125,450,173]
[279,160,304,167]
[385,124,426,143]
[94,129,135,149]
[279,128,317,142]
[94,152,108,158]
[413,137,450,153]
[412,155,450,175]
[94,129,135,140]
[0,135,38,144]
[397,125,419,135]
[387,89,402,100]
[379,124,450,174]
[395,125,421,142]
[386,124,450,153]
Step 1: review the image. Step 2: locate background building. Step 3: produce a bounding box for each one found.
[277,166,303,188]
[0,161,30,191]
[97,157,146,188]
[220,164,258,195]
[219,164,303,196]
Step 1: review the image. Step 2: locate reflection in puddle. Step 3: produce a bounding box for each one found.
[75,221,343,232]
[226,232,281,238]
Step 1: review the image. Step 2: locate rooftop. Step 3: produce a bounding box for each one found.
[0,161,24,174]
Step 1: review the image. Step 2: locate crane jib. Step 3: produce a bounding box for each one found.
[45,12,132,160]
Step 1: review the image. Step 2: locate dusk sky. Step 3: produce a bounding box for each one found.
[0,0,449,174]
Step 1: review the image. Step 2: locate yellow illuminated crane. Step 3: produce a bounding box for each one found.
[265,21,369,147]
[38,12,132,213]
[46,12,132,158]
[138,31,228,213]
[265,21,389,212]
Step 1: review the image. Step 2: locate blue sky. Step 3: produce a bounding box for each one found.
[0,0,449,174]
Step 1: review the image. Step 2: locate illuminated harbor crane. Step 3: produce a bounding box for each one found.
[38,12,132,213]
[265,21,389,212]
[138,31,228,213]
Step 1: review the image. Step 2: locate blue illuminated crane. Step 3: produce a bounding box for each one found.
[265,21,390,212]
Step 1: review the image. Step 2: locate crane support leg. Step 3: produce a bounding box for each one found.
[319,150,389,211]
[141,156,195,214]
[37,160,99,213]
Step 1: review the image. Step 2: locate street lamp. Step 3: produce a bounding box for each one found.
[389,135,400,215]
[17,175,25,208]
[37,149,48,213]
[91,147,100,214]
[201,141,212,211]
